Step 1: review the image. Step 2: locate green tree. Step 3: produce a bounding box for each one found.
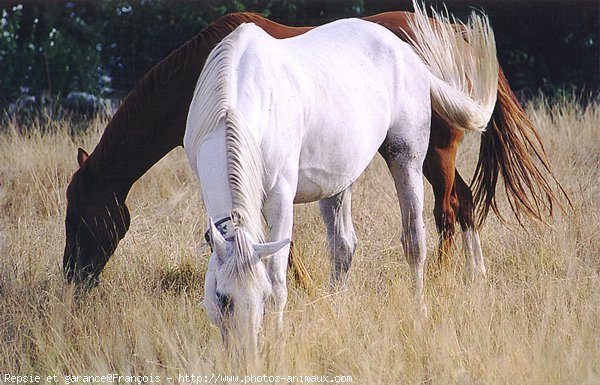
[1,2,104,104]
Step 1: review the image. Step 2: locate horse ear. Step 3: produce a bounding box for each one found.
[77,148,89,167]
[208,218,227,257]
[254,238,291,261]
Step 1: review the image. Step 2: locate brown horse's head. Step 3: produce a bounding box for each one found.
[63,148,131,287]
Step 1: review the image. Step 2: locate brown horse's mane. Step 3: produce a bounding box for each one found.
[114,13,271,119]
[86,13,297,184]
[107,12,309,130]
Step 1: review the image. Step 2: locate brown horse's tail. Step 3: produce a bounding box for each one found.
[470,68,572,228]
[288,241,314,296]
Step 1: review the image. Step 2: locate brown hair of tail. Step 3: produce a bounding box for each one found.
[470,68,572,228]
[287,241,314,296]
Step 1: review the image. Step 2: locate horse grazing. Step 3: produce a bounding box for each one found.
[63,10,569,287]
[185,7,498,349]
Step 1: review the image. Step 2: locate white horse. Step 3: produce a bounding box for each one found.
[184,5,498,352]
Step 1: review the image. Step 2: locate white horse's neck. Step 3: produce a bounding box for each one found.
[185,25,267,242]
[195,127,233,223]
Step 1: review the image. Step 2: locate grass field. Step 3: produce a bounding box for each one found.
[0,97,598,384]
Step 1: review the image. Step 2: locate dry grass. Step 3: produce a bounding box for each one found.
[0,97,598,384]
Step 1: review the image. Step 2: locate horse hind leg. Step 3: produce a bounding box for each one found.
[454,173,487,281]
[381,137,428,314]
[319,186,358,289]
[390,159,427,313]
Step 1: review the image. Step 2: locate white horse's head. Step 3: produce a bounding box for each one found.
[204,217,289,353]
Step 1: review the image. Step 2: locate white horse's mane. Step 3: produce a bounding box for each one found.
[186,24,267,282]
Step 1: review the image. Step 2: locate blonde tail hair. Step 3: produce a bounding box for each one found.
[406,0,499,131]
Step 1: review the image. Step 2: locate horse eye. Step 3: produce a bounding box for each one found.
[216,291,233,315]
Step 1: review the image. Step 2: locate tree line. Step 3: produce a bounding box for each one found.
[1,0,598,108]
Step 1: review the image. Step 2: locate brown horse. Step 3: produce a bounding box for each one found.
[63,12,569,286]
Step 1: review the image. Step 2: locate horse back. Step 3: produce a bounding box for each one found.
[230,19,428,115]
[224,19,431,200]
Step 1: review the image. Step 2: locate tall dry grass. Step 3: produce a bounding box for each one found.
[0,97,598,384]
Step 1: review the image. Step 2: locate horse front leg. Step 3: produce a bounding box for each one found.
[423,113,463,274]
[424,147,459,273]
[319,185,358,289]
[263,181,295,334]
[387,158,428,315]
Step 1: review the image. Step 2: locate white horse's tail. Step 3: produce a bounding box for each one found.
[406,1,499,131]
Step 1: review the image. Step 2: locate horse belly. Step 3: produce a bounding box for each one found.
[294,172,351,203]
[294,123,387,203]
